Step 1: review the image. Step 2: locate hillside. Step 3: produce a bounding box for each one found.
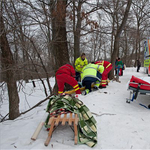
[0,67,150,150]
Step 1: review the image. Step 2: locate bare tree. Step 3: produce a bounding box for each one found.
[109,0,132,79]
[0,1,20,119]
[132,0,150,61]
[73,0,83,61]
[49,0,69,94]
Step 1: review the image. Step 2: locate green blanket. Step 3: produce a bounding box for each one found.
[45,95,97,147]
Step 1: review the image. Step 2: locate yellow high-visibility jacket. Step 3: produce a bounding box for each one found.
[75,57,88,72]
[81,63,104,81]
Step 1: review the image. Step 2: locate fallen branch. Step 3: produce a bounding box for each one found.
[0,95,53,122]
[20,94,53,115]
[0,113,9,122]
[91,112,116,117]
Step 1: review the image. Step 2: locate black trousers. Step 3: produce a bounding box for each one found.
[82,77,98,92]
[137,65,140,72]
[75,71,80,81]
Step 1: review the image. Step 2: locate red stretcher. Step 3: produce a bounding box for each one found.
[126,76,150,108]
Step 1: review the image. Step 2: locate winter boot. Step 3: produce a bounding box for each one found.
[82,89,90,95]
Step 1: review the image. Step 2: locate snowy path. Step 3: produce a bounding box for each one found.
[0,67,150,149]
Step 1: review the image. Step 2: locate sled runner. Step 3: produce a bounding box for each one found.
[126,76,150,108]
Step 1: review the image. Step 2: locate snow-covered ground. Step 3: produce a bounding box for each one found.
[0,67,150,150]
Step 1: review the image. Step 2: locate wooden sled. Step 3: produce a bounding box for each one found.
[44,113,79,146]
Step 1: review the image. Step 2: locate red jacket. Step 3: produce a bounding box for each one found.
[56,64,75,77]
[95,61,112,75]
[95,61,111,68]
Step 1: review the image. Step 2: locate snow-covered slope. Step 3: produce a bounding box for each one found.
[0,67,150,150]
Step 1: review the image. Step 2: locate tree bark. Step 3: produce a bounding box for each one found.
[51,0,69,70]
[50,0,69,94]
[0,4,20,119]
[73,1,82,62]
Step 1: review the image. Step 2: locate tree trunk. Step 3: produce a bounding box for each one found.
[124,28,128,65]
[73,1,82,62]
[51,0,69,69]
[0,6,20,119]
[50,0,69,94]
[109,0,132,79]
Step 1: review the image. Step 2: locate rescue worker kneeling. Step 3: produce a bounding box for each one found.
[81,63,104,95]
[56,63,81,95]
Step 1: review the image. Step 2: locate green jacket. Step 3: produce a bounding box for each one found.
[81,63,104,81]
[75,57,88,72]
[116,60,123,68]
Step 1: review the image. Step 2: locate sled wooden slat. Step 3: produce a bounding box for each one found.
[44,113,79,146]
[62,114,67,125]
[69,113,72,125]
[49,116,54,125]
[75,114,78,125]
[55,115,60,125]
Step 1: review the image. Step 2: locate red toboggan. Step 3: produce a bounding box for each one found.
[126,76,150,108]
[129,76,150,91]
